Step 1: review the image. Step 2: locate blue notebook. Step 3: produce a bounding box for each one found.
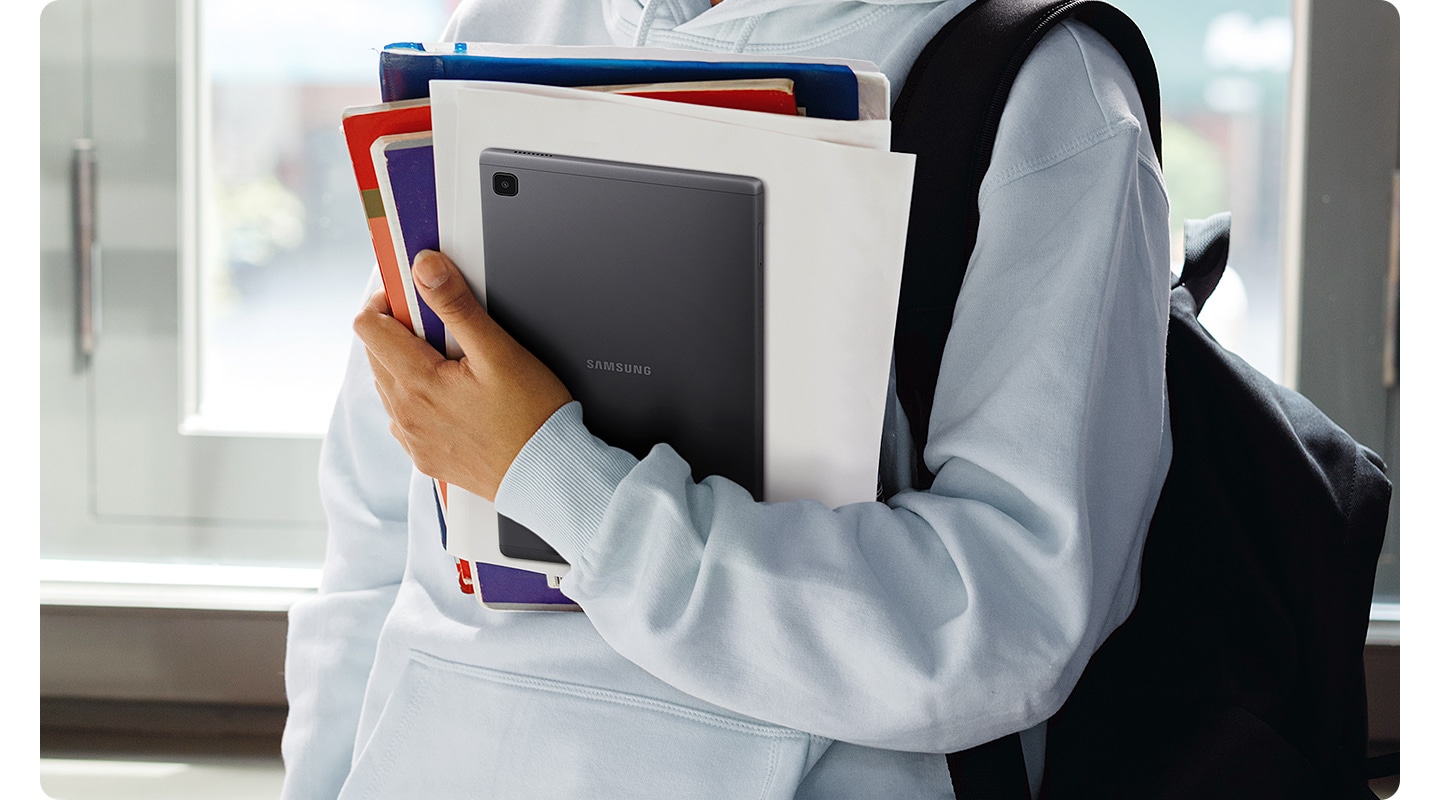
[377,134,580,612]
[378,42,862,121]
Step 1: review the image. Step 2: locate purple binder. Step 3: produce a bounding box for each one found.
[378,138,445,354]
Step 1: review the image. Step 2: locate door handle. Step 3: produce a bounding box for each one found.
[74,138,101,358]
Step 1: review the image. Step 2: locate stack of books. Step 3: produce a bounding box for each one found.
[342,42,915,612]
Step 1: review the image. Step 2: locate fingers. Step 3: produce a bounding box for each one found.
[354,288,447,383]
[388,419,413,457]
[363,286,391,316]
[376,380,412,457]
[411,250,502,360]
[362,336,412,455]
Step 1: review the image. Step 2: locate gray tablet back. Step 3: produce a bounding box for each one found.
[479,148,764,564]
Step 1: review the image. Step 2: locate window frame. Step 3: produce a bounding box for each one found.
[1283,0,1400,604]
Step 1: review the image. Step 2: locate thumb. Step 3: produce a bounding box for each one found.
[411,249,498,358]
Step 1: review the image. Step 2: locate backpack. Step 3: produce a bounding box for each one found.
[887,2,1394,797]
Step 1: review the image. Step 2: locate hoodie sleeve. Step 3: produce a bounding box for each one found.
[493,21,1173,753]
[279,274,414,800]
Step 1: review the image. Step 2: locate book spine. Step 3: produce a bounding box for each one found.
[360,189,418,332]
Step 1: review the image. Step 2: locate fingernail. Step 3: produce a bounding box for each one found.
[414,251,450,289]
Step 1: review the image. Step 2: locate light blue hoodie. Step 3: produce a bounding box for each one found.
[281,1,1173,798]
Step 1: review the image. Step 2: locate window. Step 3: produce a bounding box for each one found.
[40,0,453,576]
[192,0,453,435]
[38,0,1399,709]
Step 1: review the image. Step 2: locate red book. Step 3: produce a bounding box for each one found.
[340,98,432,333]
[589,78,799,116]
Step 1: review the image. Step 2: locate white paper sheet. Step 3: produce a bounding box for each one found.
[431,81,915,579]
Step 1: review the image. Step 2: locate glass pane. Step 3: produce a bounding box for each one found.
[196,0,455,435]
[1114,0,1292,382]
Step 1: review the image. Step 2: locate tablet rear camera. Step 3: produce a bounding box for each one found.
[493,173,519,196]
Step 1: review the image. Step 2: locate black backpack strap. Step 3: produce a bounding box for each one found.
[890,0,1162,491]
[1178,211,1232,313]
[890,2,1162,798]
[946,731,1032,800]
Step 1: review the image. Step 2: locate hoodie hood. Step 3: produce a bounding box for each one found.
[605,0,949,45]
[443,0,973,98]
[640,0,942,27]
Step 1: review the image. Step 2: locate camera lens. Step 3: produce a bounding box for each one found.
[493,173,518,196]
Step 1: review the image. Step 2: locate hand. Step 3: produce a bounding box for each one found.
[353,249,573,500]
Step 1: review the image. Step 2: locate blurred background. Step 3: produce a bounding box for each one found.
[37,0,1399,797]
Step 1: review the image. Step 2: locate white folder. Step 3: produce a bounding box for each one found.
[430,79,916,580]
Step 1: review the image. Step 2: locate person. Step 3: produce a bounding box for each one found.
[280,0,1173,797]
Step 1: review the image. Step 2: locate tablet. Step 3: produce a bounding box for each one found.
[479,148,764,565]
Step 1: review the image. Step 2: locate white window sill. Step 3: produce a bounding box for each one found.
[37,560,1402,648]
[39,559,319,613]
[1368,601,1399,647]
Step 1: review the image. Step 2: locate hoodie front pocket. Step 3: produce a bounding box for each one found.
[341,650,819,800]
